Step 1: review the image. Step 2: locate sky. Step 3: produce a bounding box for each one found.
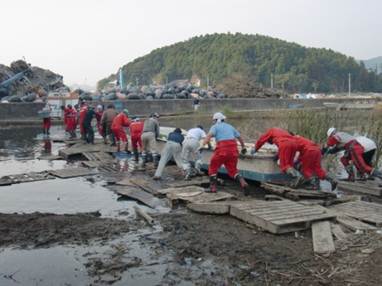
[1,0,381,86]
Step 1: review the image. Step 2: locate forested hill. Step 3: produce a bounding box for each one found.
[98,33,382,93]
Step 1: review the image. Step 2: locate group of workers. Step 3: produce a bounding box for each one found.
[57,103,380,194]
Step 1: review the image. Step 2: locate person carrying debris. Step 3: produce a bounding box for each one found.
[325,128,381,181]
[153,128,184,180]
[79,101,88,140]
[201,112,248,194]
[111,109,131,152]
[293,134,337,190]
[141,113,160,167]
[129,116,144,162]
[66,104,77,139]
[101,104,118,145]
[252,128,302,187]
[182,125,207,180]
[83,106,96,144]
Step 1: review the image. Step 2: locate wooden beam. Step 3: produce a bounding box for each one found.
[312,221,335,254]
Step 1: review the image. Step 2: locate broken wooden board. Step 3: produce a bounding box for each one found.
[335,215,377,231]
[0,171,56,186]
[164,176,210,188]
[83,152,114,162]
[331,201,382,227]
[48,167,98,178]
[262,183,337,201]
[230,199,336,234]
[157,186,205,196]
[187,201,231,214]
[166,188,235,208]
[114,186,165,209]
[331,223,348,241]
[129,178,160,195]
[312,221,335,254]
[82,161,102,168]
[115,177,136,187]
[58,144,115,159]
[337,181,382,197]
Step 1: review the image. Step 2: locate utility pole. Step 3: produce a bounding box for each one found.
[348,73,351,97]
[271,73,274,89]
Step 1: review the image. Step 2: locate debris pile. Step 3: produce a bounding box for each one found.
[102,79,225,100]
[0,60,69,102]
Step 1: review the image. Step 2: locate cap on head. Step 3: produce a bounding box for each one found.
[212,112,226,121]
[123,109,129,116]
[327,127,336,137]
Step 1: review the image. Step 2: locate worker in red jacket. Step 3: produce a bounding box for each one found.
[129,116,144,162]
[111,109,131,152]
[252,127,302,186]
[293,135,337,190]
[78,102,88,140]
[326,128,381,181]
[66,105,77,139]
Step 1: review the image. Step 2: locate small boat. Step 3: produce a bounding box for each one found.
[159,127,288,182]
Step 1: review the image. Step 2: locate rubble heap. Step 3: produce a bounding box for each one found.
[0,60,69,102]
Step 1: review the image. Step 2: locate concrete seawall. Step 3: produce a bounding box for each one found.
[0,97,379,126]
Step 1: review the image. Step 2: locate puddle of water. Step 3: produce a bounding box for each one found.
[0,177,139,217]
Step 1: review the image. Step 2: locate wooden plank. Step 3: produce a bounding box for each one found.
[116,177,137,187]
[271,212,335,226]
[262,183,336,199]
[58,144,115,159]
[130,178,159,195]
[48,167,98,178]
[82,161,102,168]
[312,221,335,254]
[338,181,382,197]
[331,223,348,241]
[187,202,230,214]
[332,201,382,226]
[115,187,164,209]
[336,215,377,231]
[165,177,210,188]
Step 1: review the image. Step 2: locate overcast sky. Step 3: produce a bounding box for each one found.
[1,0,380,86]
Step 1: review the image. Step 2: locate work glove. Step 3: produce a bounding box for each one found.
[250,148,256,155]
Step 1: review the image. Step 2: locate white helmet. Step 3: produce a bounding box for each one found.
[212,112,226,121]
[327,127,336,137]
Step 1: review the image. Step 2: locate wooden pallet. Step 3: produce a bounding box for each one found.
[48,167,98,178]
[262,183,337,201]
[337,181,382,197]
[332,201,382,227]
[230,200,335,234]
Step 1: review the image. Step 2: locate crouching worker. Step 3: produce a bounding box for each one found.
[252,128,302,187]
[182,125,207,180]
[293,135,337,191]
[153,128,184,180]
[326,128,381,181]
[111,109,130,152]
[201,112,248,194]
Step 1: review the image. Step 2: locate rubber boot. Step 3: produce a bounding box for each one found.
[140,152,147,168]
[325,175,338,191]
[286,167,304,188]
[117,142,121,152]
[208,176,218,193]
[236,174,249,196]
[345,165,355,182]
[153,153,159,167]
[133,150,139,162]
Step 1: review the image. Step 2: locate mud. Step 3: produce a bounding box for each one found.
[158,211,382,286]
[0,212,131,248]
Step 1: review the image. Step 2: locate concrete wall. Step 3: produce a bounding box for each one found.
[0,97,379,124]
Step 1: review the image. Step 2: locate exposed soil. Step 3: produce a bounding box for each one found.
[158,211,382,286]
[0,212,131,248]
